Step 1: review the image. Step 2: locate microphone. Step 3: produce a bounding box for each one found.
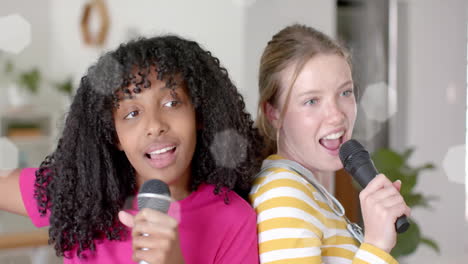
[137,179,172,264]
[339,139,410,233]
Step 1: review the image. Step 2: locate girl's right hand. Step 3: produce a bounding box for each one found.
[118,209,185,264]
[359,174,411,253]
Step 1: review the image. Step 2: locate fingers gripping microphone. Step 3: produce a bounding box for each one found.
[137,179,172,264]
[339,139,410,233]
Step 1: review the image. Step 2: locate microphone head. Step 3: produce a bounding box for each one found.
[339,139,371,175]
[139,179,170,196]
[137,179,171,213]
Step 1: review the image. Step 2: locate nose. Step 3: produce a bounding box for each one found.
[145,113,168,137]
[324,99,346,125]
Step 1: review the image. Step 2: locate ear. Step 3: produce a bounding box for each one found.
[264,102,281,129]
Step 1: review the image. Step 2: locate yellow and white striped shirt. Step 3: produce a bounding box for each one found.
[249,155,398,264]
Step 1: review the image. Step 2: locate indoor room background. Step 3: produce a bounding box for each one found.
[0,0,466,263]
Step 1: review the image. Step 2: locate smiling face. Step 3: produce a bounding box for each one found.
[113,71,197,199]
[267,54,357,174]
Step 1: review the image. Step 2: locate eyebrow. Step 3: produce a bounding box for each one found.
[119,81,182,100]
[160,84,180,91]
[296,80,353,97]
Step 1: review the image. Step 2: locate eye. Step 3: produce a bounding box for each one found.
[305,98,318,105]
[164,100,180,108]
[341,89,354,97]
[124,110,139,120]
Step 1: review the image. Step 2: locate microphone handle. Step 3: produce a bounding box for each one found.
[353,162,410,233]
[395,215,410,233]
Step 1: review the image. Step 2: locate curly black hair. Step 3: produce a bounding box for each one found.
[34,35,263,258]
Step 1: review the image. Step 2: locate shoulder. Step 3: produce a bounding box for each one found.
[18,168,50,227]
[253,165,307,188]
[251,156,312,191]
[250,165,316,205]
[249,163,335,229]
[20,168,39,180]
[190,184,255,219]
[19,168,39,198]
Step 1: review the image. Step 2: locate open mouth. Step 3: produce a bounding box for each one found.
[144,145,177,169]
[145,146,177,159]
[319,130,345,152]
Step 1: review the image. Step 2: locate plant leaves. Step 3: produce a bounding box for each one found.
[399,172,417,196]
[401,148,414,161]
[18,68,41,94]
[391,219,421,258]
[420,237,440,254]
[5,60,14,74]
[372,148,405,172]
[370,147,439,258]
[418,163,435,171]
[404,193,434,208]
[54,77,74,95]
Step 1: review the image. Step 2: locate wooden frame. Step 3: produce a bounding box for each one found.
[0,229,48,250]
[80,0,110,46]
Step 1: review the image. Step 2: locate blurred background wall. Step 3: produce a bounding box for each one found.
[0,0,466,263]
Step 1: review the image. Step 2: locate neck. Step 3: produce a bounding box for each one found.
[169,170,192,201]
[136,174,191,201]
[169,183,191,201]
[276,150,334,191]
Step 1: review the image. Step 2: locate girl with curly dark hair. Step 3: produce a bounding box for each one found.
[0,35,262,264]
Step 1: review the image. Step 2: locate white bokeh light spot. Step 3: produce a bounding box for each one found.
[0,14,31,54]
[442,144,465,185]
[87,55,124,95]
[210,129,248,169]
[360,81,397,122]
[0,137,19,170]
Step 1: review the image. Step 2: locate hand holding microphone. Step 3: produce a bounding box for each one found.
[339,140,411,252]
[119,179,185,264]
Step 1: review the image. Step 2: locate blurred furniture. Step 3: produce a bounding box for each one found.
[0,229,62,264]
[0,108,57,168]
[0,108,61,263]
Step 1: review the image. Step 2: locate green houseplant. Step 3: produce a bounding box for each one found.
[371,148,440,259]
[4,59,74,98]
[5,60,41,94]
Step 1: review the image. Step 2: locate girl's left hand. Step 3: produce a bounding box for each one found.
[119,209,185,264]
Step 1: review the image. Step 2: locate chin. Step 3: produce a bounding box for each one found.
[327,159,344,172]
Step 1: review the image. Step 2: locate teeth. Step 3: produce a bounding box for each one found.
[322,131,344,140]
[148,146,176,155]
